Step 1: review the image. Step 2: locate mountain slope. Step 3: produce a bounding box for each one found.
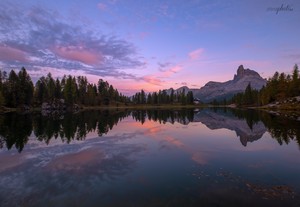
[167,65,266,103]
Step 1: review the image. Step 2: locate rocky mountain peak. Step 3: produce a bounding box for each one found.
[166,65,266,103]
[237,65,245,76]
[234,65,260,81]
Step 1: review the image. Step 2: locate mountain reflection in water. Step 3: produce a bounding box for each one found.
[0,108,300,152]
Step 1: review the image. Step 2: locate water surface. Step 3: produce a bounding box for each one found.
[0,108,300,206]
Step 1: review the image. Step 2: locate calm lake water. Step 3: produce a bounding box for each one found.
[0,108,300,207]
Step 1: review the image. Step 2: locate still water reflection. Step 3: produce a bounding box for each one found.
[0,108,300,206]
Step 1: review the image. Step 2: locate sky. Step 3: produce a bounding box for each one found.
[0,0,299,95]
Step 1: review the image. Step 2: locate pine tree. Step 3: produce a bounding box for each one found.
[54,78,62,99]
[140,90,146,104]
[34,77,47,104]
[291,64,300,96]
[18,67,34,106]
[4,70,19,107]
[63,75,77,105]
[170,89,174,103]
[45,73,56,101]
[77,76,88,104]
[186,91,194,104]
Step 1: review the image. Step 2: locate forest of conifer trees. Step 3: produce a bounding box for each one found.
[132,89,194,105]
[1,64,299,110]
[0,67,129,109]
[0,67,195,110]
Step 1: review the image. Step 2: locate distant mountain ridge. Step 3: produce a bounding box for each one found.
[166,65,266,103]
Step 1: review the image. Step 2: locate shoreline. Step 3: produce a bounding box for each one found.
[1,103,300,114]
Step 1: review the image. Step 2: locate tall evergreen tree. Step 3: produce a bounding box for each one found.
[290,64,300,96]
[54,78,62,99]
[243,83,253,105]
[186,91,194,104]
[45,73,56,101]
[140,90,146,104]
[77,76,88,104]
[4,70,19,107]
[34,77,47,104]
[63,75,77,105]
[18,67,34,106]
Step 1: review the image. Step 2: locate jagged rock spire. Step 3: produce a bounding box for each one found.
[234,65,259,81]
[237,65,245,76]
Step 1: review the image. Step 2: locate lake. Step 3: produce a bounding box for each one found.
[0,108,300,207]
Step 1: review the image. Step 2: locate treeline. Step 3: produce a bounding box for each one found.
[0,67,129,108]
[132,89,194,105]
[230,64,300,106]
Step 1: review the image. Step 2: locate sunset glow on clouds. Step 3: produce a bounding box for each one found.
[0,0,299,95]
[0,45,29,62]
[53,46,103,65]
[189,48,204,61]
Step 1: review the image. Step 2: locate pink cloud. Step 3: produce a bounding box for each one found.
[188,48,204,60]
[142,75,164,86]
[97,3,107,11]
[164,136,184,148]
[0,45,28,62]
[144,126,164,136]
[191,152,208,165]
[162,65,182,77]
[169,65,182,73]
[140,32,149,40]
[53,46,102,65]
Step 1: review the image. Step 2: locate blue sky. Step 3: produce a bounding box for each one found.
[0,0,299,94]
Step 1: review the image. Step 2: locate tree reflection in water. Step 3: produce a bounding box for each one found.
[0,108,299,152]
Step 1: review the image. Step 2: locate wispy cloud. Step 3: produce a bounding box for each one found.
[188,48,204,60]
[53,46,103,65]
[161,65,182,77]
[157,61,172,71]
[163,136,184,148]
[97,3,107,11]
[0,2,143,79]
[0,44,29,62]
[283,53,300,60]
[142,75,164,86]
